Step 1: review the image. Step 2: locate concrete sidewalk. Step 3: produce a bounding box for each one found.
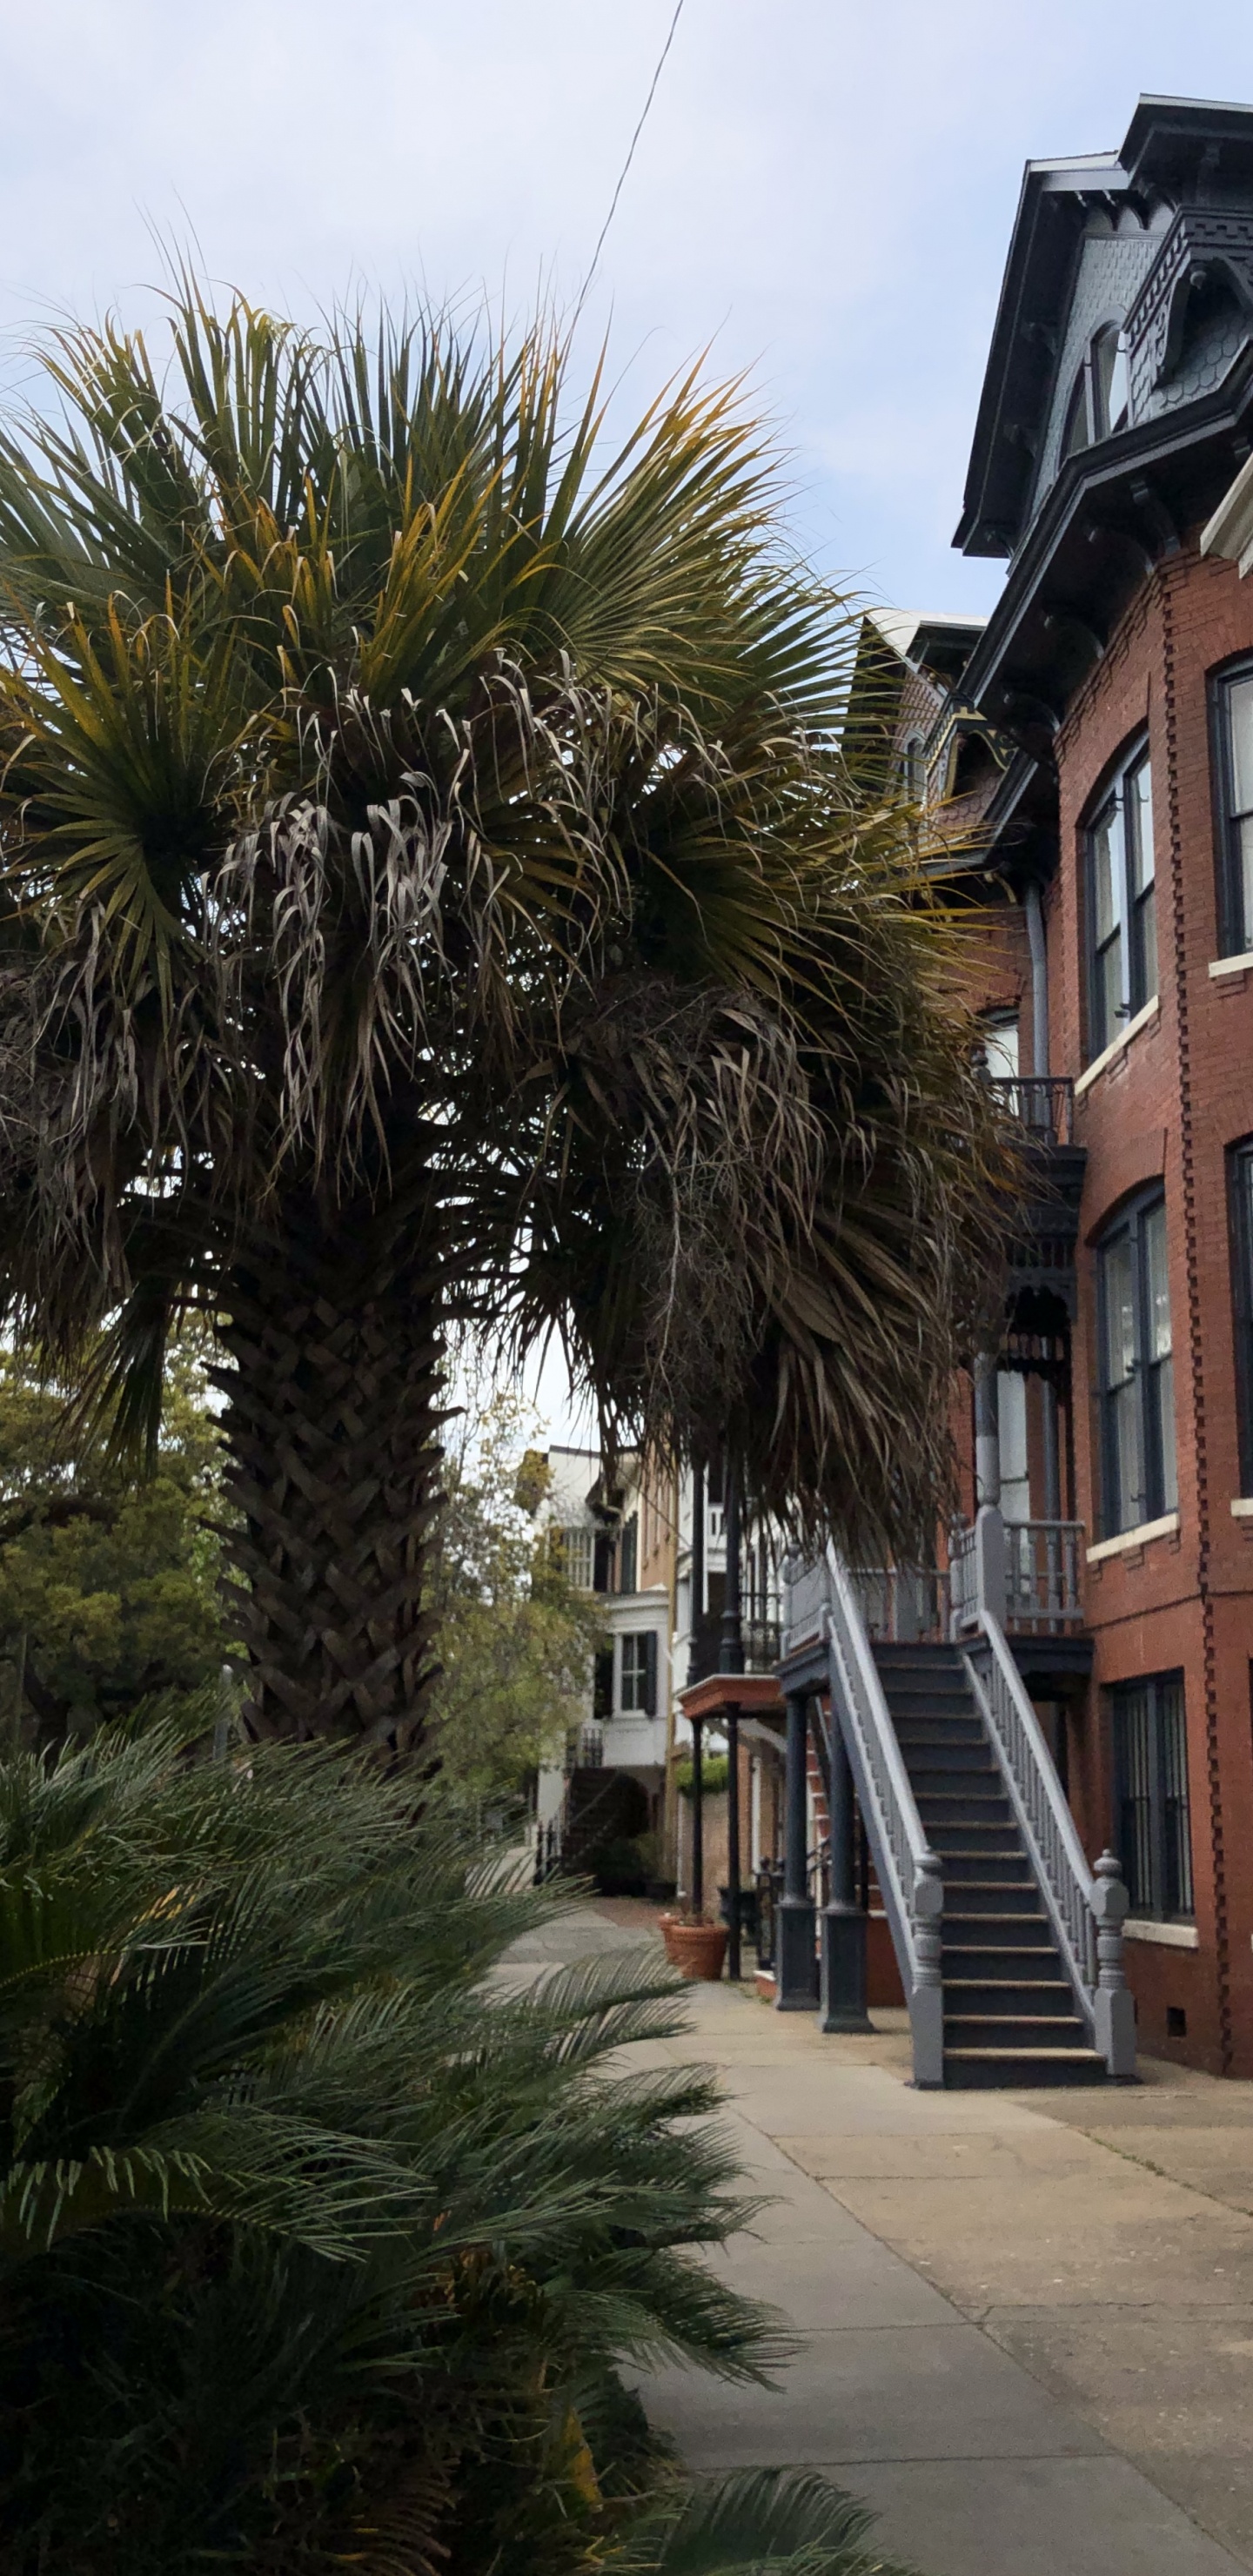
[517,1903,1253,2576]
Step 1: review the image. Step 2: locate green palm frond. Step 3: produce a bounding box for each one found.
[617,2466,917,2575]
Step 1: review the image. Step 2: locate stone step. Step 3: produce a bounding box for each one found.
[945,2012,1089,2049]
[943,1882,1042,1914]
[943,2046,1108,2090]
[945,1979,1075,2015]
[912,1789,1013,1822]
[939,1849,1032,1882]
[894,1729,992,1761]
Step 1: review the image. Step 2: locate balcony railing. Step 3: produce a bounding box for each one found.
[687,1602,782,1683]
[988,1074,1075,1146]
[951,1513,1085,1635]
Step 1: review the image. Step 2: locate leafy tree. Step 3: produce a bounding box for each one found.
[0,1341,228,1739]
[426,1393,598,1800]
[0,1712,915,2574]
[0,285,1011,1748]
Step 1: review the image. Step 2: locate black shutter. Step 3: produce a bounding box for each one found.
[644,1630,658,1718]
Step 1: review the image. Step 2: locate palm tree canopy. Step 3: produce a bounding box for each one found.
[0,284,1010,1569]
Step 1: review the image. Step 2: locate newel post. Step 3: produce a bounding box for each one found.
[910,1849,945,2089]
[1091,1848,1136,2079]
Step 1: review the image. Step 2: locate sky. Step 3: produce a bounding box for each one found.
[3,0,1252,1438]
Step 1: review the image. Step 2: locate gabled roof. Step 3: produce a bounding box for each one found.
[955,94,1253,559]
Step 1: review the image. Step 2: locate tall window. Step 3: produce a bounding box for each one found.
[1229,1140,1253,1493]
[1111,1673,1193,1919]
[559,1527,593,1591]
[1213,659,1253,957]
[1097,1191,1176,1536]
[618,1514,638,1594]
[620,1631,657,1715]
[980,1010,1020,1083]
[1087,740,1156,1058]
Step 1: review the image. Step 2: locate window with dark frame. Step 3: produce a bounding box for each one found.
[617,1514,638,1595]
[1096,1190,1176,1538]
[620,1631,657,1716]
[1228,1139,1253,1494]
[1086,738,1156,1060]
[1111,1672,1193,1920]
[1213,659,1253,958]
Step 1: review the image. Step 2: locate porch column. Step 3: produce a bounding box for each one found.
[721,1470,745,1674]
[776,1688,816,2009]
[820,1709,870,2033]
[690,1714,705,1918]
[972,1355,1007,1625]
[1042,1379,1062,1520]
[726,1703,741,1981]
[974,1354,1001,1507]
[687,1460,705,1687]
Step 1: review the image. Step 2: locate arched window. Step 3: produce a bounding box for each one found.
[901,733,924,801]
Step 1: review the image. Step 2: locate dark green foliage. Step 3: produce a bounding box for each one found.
[0,1714,913,2573]
[0,1341,230,1741]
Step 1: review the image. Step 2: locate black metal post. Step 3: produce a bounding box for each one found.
[775,1688,816,2009]
[687,1460,706,1686]
[690,1714,705,1918]
[820,1711,870,2031]
[720,1469,745,1674]
[726,1704,741,1980]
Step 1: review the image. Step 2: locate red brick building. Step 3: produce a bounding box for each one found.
[881,97,1253,2074]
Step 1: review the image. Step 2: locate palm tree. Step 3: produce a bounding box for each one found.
[0,285,1008,1744]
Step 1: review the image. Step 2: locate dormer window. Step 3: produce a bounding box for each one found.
[1092,325,1129,436]
[1062,325,1129,463]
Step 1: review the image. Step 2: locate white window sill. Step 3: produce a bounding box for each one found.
[1075,994,1160,1097]
[1086,1510,1180,1564]
[1232,1499,1253,1519]
[1209,951,1253,980]
[1123,1917,1199,1949]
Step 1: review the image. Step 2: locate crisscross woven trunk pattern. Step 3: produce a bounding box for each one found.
[218,1196,444,1747]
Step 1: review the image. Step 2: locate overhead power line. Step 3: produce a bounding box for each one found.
[572,0,687,328]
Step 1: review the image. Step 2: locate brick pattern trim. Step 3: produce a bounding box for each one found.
[1160,561,1232,2070]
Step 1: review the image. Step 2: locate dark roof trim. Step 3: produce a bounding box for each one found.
[955,94,1253,560]
[960,342,1253,719]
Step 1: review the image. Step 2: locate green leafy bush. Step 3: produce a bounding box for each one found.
[676,1754,731,1798]
[0,1709,912,2573]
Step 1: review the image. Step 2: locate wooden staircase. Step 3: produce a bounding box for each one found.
[873,1640,1109,2088]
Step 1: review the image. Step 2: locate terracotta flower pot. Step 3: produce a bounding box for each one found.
[664,1921,728,1982]
[657,1912,682,1962]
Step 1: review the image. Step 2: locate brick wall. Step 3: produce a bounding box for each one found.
[1015,544,1253,2073]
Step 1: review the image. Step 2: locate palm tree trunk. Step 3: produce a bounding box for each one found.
[218,1191,444,1748]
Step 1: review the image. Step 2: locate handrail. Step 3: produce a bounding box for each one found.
[821,1551,944,2087]
[960,1609,1134,2079]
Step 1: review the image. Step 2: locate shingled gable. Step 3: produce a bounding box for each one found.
[955,95,1253,567]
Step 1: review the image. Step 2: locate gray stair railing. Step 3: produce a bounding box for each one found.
[821,1551,945,2088]
[960,1608,1135,2079]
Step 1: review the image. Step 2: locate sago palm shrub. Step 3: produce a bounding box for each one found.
[0,285,1011,1747]
[0,1708,913,2574]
